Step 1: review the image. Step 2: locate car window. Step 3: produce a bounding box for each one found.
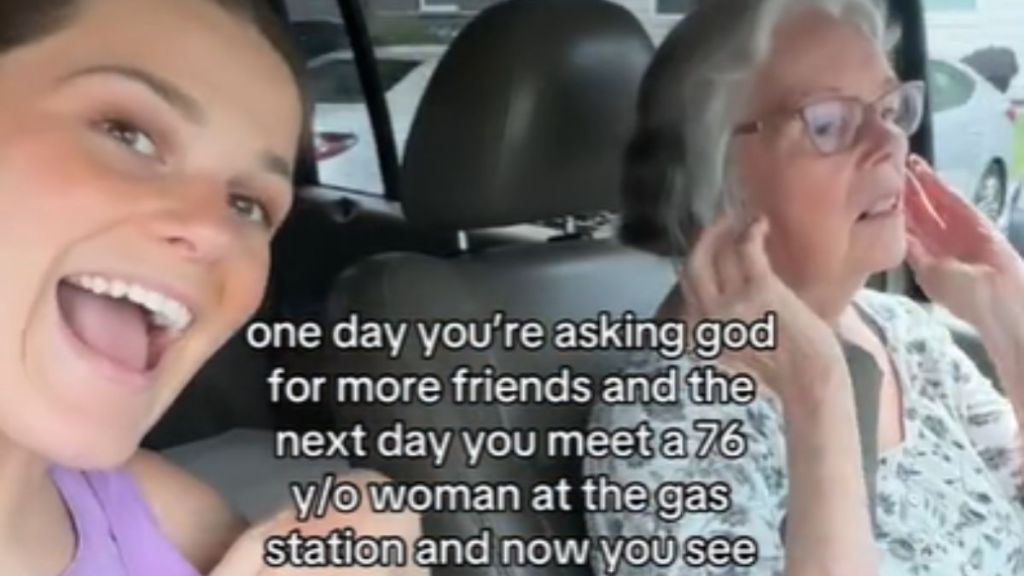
[288,0,687,202]
[292,19,349,60]
[927,59,976,113]
[363,4,471,154]
[286,0,1023,245]
[279,0,381,193]
[279,1,470,195]
[307,57,420,104]
[605,1,684,44]
[305,58,360,104]
[290,0,691,198]
[924,0,1022,231]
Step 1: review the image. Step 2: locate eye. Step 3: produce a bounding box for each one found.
[802,101,850,153]
[228,193,272,228]
[878,95,901,123]
[891,89,923,134]
[809,115,842,138]
[99,119,159,158]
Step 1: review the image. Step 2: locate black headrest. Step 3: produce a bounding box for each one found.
[400,0,654,230]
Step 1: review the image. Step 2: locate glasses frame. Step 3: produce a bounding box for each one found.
[733,80,927,155]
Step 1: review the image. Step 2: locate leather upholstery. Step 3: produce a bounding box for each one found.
[401,0,654,229]
[318,2,665,574]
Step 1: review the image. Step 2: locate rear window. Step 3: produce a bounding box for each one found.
[307,57,420,104]
[281,0,471,195]
[286,0,683,197]
[292,19,349,60]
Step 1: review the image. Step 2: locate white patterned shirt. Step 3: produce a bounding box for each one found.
[586,289,1024,575]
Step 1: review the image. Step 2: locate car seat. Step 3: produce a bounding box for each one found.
[316,1,673,575]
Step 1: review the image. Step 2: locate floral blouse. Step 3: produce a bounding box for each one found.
[586,289,1024,575]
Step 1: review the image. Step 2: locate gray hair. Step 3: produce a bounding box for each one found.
[619,0,899,256]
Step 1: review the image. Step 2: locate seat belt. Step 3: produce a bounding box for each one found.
[780,341,882,541]
[671,285,884,534]
[841,340,882,531]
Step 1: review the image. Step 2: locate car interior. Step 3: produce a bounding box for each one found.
[142,0,1008,574]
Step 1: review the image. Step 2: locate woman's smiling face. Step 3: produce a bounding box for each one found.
[0,0,302,467]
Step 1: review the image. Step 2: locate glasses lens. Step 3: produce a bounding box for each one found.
[803,100,860,155]
[875,83,924,136]
[894,82,925,135]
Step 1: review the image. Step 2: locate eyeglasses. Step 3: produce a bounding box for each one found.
[734,80,926,156]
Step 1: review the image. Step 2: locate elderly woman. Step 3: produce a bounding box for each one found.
[586,0,1024,574]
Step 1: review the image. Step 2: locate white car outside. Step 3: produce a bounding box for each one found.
[929,56,1018,223]
[312,47,441,195]
[311,50,1020,225]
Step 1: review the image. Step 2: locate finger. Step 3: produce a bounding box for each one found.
[905,165,942,225]
[904,170,950,252]
[712,219,748,297]
[686,213,735,304]
[907,163,994,258]
[678,272,702,319]
[905,169,946,230]
[904,232,934,271]
[907,156,980,227]
[737,216,773,284]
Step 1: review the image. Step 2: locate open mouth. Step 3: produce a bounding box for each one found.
[857,195,901,222]
[55,274,194,375]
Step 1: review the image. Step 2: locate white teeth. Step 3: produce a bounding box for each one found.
[128,285,145,303]
[66,274,194,334]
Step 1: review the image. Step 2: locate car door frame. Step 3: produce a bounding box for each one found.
[333,0,405,201]
[883,0,933,298]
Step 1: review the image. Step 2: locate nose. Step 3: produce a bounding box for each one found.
[144,180,234,264]
[857,110,906,167]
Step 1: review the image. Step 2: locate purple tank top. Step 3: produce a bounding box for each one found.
[50,466,202,576]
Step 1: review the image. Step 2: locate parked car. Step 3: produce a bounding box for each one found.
[929,56,1018,223]
[310,48,440,194]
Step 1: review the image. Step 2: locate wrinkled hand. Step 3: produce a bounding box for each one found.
[904,154,1024,333]
[680,213,848,405]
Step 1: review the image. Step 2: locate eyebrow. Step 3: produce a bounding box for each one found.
[788,76,902,105]
[61,64,207,125]
[61,64,294,182]
[261,151,294,182]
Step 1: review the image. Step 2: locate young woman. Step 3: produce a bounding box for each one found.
[588,0,1024,574]
[0,0,420,574]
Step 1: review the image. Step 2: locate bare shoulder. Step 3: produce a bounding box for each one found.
[127,450,247,573]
